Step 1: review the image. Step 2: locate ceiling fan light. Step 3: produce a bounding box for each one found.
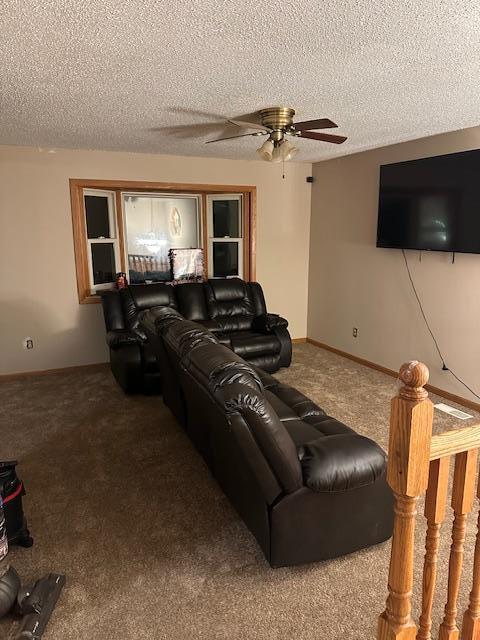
[280,139,299,162]
[271,145,283,163]
[256,139,274,161]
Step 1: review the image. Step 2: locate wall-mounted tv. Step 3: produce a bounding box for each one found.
[376,148,480,254]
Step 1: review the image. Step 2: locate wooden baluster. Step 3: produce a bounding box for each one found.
[462,471,480,639]
[417,457,451,640]
[378,361,434,640]
[439,449,478,640]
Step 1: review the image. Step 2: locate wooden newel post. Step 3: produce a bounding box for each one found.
[377,361,434,640]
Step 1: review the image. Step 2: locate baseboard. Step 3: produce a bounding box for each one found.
[306,338,480,414]
[0,362,109,382]
[292,337,307,344]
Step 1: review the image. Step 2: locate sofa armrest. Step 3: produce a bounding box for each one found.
[253,313,288,333]
[106,329,145,350]
[300,434,387,492]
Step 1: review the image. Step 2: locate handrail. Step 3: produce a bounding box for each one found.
[430,423,480,461]
[377,360,480,640]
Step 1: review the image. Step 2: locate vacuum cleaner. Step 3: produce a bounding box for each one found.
[0,461,33,548]
[0,462,65,639]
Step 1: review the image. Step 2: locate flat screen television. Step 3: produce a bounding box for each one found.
[376,148,480,254]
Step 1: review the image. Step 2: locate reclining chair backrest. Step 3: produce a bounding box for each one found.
[204,278,255,332]
[218,384,303,495]
[248,282,268,317]
[181,338,302,497]
[174,282,209,321]
[120,283,178,332]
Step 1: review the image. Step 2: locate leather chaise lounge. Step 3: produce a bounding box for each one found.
[101,278,291,394]
[140,306,394,567]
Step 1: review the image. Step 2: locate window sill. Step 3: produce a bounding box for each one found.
[80,294,101,305]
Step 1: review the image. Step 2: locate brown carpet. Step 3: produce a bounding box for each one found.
[0,344,479,639]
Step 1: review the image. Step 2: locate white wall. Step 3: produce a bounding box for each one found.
[308,125,480,402]
[0,146,311,374]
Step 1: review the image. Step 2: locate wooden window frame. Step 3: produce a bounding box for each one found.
[70,179,257,304]
[206,193,244,279]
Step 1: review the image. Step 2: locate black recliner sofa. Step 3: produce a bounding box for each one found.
[101,278,291,393]
[140,307,394,567]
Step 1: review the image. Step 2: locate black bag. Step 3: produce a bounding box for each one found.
[0,461,33,548]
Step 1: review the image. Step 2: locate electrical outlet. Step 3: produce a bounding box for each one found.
[352,328,358,338]
[23,337,34,350]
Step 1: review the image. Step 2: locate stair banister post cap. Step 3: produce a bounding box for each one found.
[399,361,429,401]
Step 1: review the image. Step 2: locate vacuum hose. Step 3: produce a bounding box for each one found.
[0,565,21,618]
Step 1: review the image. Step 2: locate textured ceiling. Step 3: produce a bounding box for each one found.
[1,1,480,163]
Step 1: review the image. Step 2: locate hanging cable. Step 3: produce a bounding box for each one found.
[402,248,480,401]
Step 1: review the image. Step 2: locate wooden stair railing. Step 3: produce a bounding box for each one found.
[377,361,480,640]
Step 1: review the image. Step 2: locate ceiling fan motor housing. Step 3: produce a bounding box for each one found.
[259,107,295,131]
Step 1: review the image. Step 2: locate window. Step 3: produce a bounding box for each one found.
[123,193,201,283]
[83,190,121,293]
[70,180,256,303]
[207,195,243,278]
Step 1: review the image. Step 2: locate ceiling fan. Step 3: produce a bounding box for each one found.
[206,107,347,162]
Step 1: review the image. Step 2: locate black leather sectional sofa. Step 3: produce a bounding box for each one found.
[139,305,394,567]
[101,278,292,394]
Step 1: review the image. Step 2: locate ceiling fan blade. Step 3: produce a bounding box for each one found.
[150,122,234,138]
[228,119,268,131]
[232,111,264,123]
[299,131,347,144]
[206,132,266,144]
[294,118,338,131]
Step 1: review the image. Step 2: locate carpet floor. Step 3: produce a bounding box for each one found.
[1,344,479,640]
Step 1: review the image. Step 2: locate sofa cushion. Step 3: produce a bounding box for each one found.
[229,331,281,358]
[245,354,282,374]
[302,414,356,436]
[300,434,387,492]
[267,383,325,420]
[282,419,326,448]
[288,416,356,453]
[264,390,299,422]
